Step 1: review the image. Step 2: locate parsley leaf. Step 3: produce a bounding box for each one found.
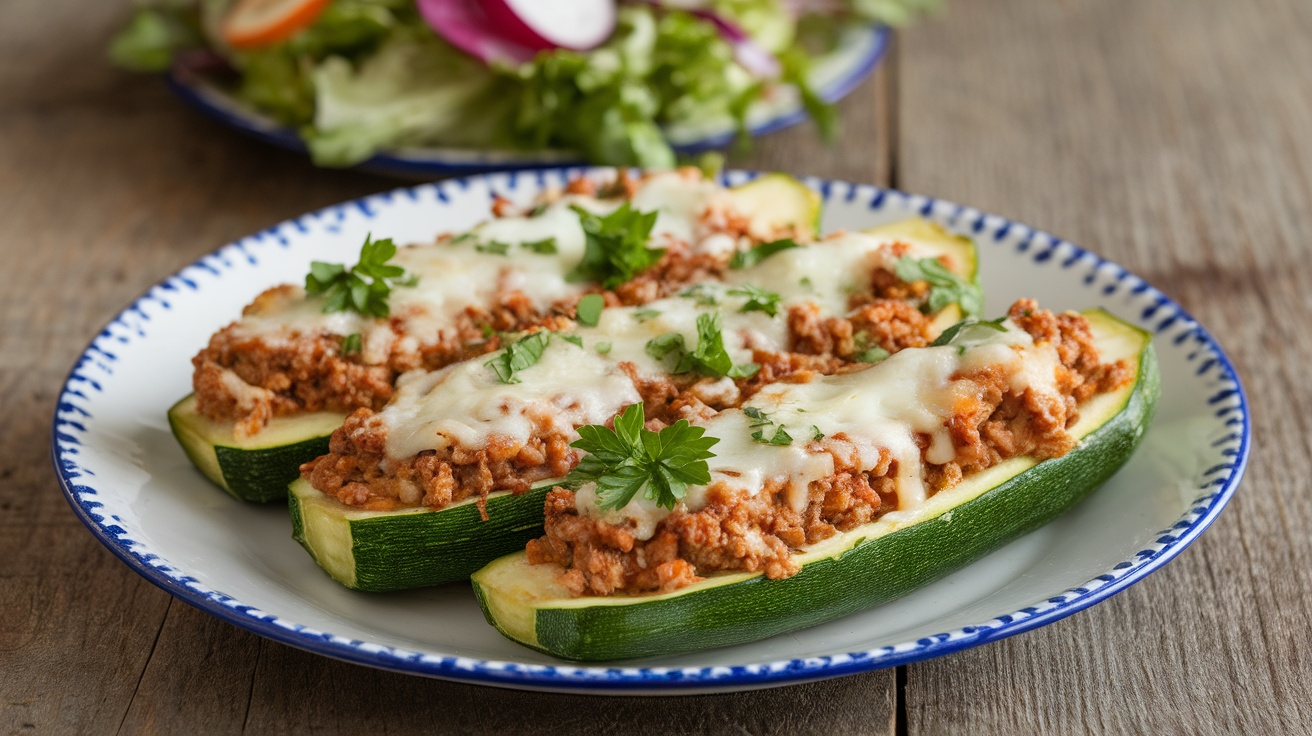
[560,334,584,348]
[475,241,512,255]
[730,238,801,269]
[679,283,720,307]
[743,406,809,446]
[521,237,558,254]
[567,203,663,288]
[728,284,782,317]
[340,333,362,356]
[564,403,720,511]
[484,332,552,384]
[633,308,662,322]
[595,341,612,355]
[306,234,417,318]
[644,312,760,379]
[894,256,984,316]
[576,293,605,327]
[852,331,891,364]
[930,316,1009,348]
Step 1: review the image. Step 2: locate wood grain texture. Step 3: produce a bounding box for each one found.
[0,2,896,734]
[897,0,1312,733]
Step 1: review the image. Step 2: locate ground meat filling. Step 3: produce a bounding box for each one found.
[527,303,1133,597]
[300,407,578,519]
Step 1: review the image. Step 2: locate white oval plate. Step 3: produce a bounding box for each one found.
[165,26,888,177]
[53,168,1248,694]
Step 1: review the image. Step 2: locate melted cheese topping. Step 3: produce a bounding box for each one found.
[580,323,1066,537]
[727,229,965,315]
[380,338,641,461]
[227,172,742,357]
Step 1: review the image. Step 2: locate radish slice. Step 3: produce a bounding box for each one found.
[417,0,537,64]
[482,0,617,52]
[221,0,330,49]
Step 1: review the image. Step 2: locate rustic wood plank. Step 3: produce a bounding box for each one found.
[897,0,1312,733]
[0,3,896,733]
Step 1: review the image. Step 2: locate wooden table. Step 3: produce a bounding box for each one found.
[5,0,1310,732]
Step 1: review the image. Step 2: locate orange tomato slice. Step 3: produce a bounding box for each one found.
[221,0,332,49]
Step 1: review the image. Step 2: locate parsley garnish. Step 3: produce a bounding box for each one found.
[521,237,558,254]
[595,341,612,355]
[744,407,792,446]
[306,234,417,318]
[564,403,720,512]
[930,316,1009,348]
[475,241,512,255]
[730,238,801,269]
[633,308,662,322]
[484,332,552,384]
[852,331,891,363]
[894,256,984,316]
[340,333,362,356]
[728,284,782,317]
[576,293,606,327]
[567,203,663,288]
[642,309,760,377]
[644,312,760,379]
[679,283,720,307]
[560,334,584,348]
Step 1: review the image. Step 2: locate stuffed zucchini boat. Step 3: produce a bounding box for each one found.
[171,170,822,502]
[471,307,1158,661]
[291,219,982,590]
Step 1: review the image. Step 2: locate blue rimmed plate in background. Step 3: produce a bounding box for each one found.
[166,26,888,177]
[52,168,1247,694]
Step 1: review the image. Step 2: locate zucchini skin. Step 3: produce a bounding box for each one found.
[167,395,341,504]
[474,338,1160,661]
[290,481,555,591]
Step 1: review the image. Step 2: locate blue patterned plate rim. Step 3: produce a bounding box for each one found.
[163,26,888,176]
[52,167,1249,692]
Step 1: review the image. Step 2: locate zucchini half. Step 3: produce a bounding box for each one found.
[289,479,555,591]
[167,395,345,503]
[471,310,1159,661]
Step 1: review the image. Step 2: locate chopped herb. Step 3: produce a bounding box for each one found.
[728,284,782,317]
[894,256,984,316]
[742,406,801,446]
[644,312,759,379]
[595,341,612,355]
[567,203,663,288]
[340,333,362,355]
[521,237,558,255]
[450,232,476,244]
[576,293,606,327]
[730,238,801,269]
[930,316,1010,348]
[306,233,417,318]
[476,241,512,255]
[633,308,662,322]
[480,324,497,339]
[527,203,549,217]
[560,334,584,348]
[799,276,815,292]
[564,403,720,512]
[852,331,891,364]
[679,283,720,307]
[810,425,825,441]
[484,332,552,384]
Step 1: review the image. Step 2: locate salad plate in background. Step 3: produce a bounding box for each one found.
[110,0,925,176]
[54,168,1248,693]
